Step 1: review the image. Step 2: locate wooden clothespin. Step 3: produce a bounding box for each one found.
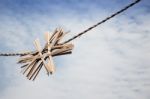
[18,28,74,80]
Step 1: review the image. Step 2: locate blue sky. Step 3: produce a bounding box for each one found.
[0,0,150,99]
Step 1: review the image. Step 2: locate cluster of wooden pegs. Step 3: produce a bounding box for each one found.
[18,29,74,80]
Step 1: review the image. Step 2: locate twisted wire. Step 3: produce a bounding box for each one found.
[0,0,141,56]
[0,52,33,56]
[63,0,141,44]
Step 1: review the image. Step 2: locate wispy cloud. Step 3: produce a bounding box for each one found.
[0,0,150,99]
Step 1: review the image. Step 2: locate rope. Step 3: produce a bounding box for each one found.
[0,0,141,56]
[0,52,33,56]
[63,0,141,44]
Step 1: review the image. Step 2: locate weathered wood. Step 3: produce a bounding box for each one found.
[18,28,74,80]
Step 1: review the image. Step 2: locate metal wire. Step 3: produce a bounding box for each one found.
[0,52,33,56]
[0,0,141,56]
[62,0,141,44]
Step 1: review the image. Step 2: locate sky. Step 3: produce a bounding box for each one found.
[0,0,150,99]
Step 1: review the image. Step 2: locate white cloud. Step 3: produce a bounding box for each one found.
[0,2,150,99]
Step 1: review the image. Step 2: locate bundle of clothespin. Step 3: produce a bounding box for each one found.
[18,29,74,80]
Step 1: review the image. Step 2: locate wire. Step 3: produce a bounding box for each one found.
[0,52,33,56]
[0,0,141,56]
[62,0,141,44]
